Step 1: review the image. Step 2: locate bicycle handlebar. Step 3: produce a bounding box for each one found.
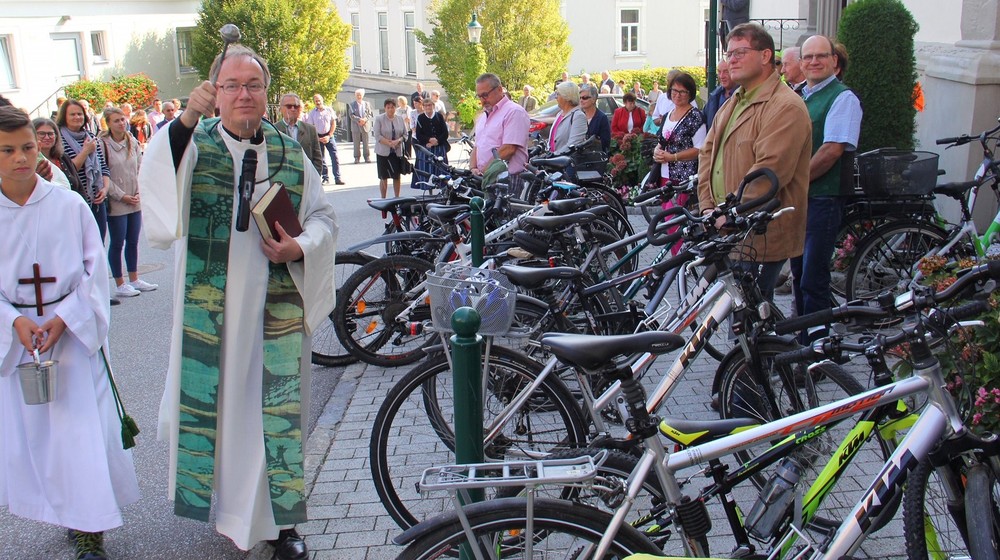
[774,260,1000,335]
[733,168,781,214]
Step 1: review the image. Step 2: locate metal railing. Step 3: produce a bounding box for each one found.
[751,18,808,50]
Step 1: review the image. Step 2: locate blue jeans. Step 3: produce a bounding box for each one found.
[90,200,108,242]
[320,138,341,181]
[791,196,844,342]
[108,211,142,278]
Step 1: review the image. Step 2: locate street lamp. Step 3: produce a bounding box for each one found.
[467,12,483,44]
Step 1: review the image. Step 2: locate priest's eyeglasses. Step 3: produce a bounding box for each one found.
[218,82,266,95]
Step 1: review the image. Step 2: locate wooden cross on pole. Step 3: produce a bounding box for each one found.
[18,263,56,316]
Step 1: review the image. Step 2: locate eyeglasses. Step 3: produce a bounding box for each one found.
[801,52,833,63]
[722,47,762,61]
[579,95,593,101]
[669,88,690,96]
[476,85,499,100]
[36,131,56,138]
[218,82,266,95]
[283,104,302,109]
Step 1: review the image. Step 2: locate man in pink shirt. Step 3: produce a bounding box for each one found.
[470,73,529,176]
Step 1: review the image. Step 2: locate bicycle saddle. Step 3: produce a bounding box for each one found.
[500,264,583,289]
[426,203,468,222]
[540,331,686,372]
[658,417,759,448]
[547,197,591,215]
[531,155,573,169]
[368,196,418,212]
[521,211,597,230]
[933,180,977,200]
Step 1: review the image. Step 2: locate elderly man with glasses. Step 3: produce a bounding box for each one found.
[789,34,862,343]
[139,43,338,560]
[469,73,530,182]
[697,22,811,302]
[275,92,324,176]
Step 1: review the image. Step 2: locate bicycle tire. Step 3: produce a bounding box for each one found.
[717,345,895,537]
[370,346,589,529]
[333,254,434,367]
[396,497,662,560]
[904,458,972,560]
[495,447,714,555]
[845,219,946,301]
[311,251,377,367]
[966,463,1000,560]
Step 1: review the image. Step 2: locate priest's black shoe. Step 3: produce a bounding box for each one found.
[269,528,308,560]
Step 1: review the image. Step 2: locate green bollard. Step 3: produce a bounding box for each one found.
[469,196,485,267]
[450,307,484,502]
[451,307,483,560]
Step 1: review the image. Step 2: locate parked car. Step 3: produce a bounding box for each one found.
[528,93,651,140]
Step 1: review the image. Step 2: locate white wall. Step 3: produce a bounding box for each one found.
[0,1,202,114]
[563,0,709,73]
[908,0,963,44]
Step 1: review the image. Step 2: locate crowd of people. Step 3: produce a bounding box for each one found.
[0,15,866,559]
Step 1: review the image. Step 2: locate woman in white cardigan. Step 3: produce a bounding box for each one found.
[373,98,406,198]
[547,81,587,155]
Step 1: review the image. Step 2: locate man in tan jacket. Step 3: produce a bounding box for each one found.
[697,22,812,300]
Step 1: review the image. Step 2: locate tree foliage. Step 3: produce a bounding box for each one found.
[838,0,918,151]
[417,0,571,100]
[192,0,351,104]
[64,74,158,108]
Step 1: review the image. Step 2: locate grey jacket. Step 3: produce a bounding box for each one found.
[275,119,324,176]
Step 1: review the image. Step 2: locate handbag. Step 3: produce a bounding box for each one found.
[399,154,413,175]
[99,347,140,449]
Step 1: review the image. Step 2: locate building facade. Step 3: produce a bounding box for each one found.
[0,0,202,116]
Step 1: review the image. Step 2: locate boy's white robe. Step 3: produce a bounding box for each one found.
[0,178,139,532]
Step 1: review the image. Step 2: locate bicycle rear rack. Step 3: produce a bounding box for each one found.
[417,454,599,493]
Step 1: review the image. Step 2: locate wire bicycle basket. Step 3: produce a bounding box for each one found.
[427,262,517,336]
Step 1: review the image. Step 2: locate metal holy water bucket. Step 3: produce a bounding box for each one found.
[16,349,58,405]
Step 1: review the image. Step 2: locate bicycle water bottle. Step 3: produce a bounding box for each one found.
[745,457,801,540]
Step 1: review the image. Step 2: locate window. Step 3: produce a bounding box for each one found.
[176,27,196,73]
[91,31,108,63]
[351,13,361,70]
[0,36,15,89]
[620,9,639,53]
[404,12,416,76]
[378,12,389,73]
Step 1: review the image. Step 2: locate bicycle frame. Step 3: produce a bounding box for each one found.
[587,352,966,558]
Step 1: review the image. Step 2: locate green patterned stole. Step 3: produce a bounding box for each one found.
[175,118,308,525]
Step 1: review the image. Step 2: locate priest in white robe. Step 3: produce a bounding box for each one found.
[138,45,337,559]
[1,105,139,560]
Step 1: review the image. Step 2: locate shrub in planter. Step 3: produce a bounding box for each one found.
[838,0,918,151]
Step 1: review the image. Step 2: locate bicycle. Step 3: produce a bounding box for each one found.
[845,119,1000,300]
[370,170,831,530]
[393,261,1000,559]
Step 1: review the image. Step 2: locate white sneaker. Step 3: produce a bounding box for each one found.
[131,279,158,292]
[115,283,141,297]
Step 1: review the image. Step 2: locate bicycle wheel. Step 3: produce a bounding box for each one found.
[311,251,376,367]
[845,220,946,301]
[494,447,711,555]
[717,346,894,537]
[333,254,434,367]
[370,346,589,529]
[396,498,662,560]
[966,463,1000,560]
[904,458,972,560]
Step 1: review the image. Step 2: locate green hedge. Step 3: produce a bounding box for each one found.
[839,0,918,151]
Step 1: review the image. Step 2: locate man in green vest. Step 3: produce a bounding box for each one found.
[138,44,338,559]
[790,34,862,341]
